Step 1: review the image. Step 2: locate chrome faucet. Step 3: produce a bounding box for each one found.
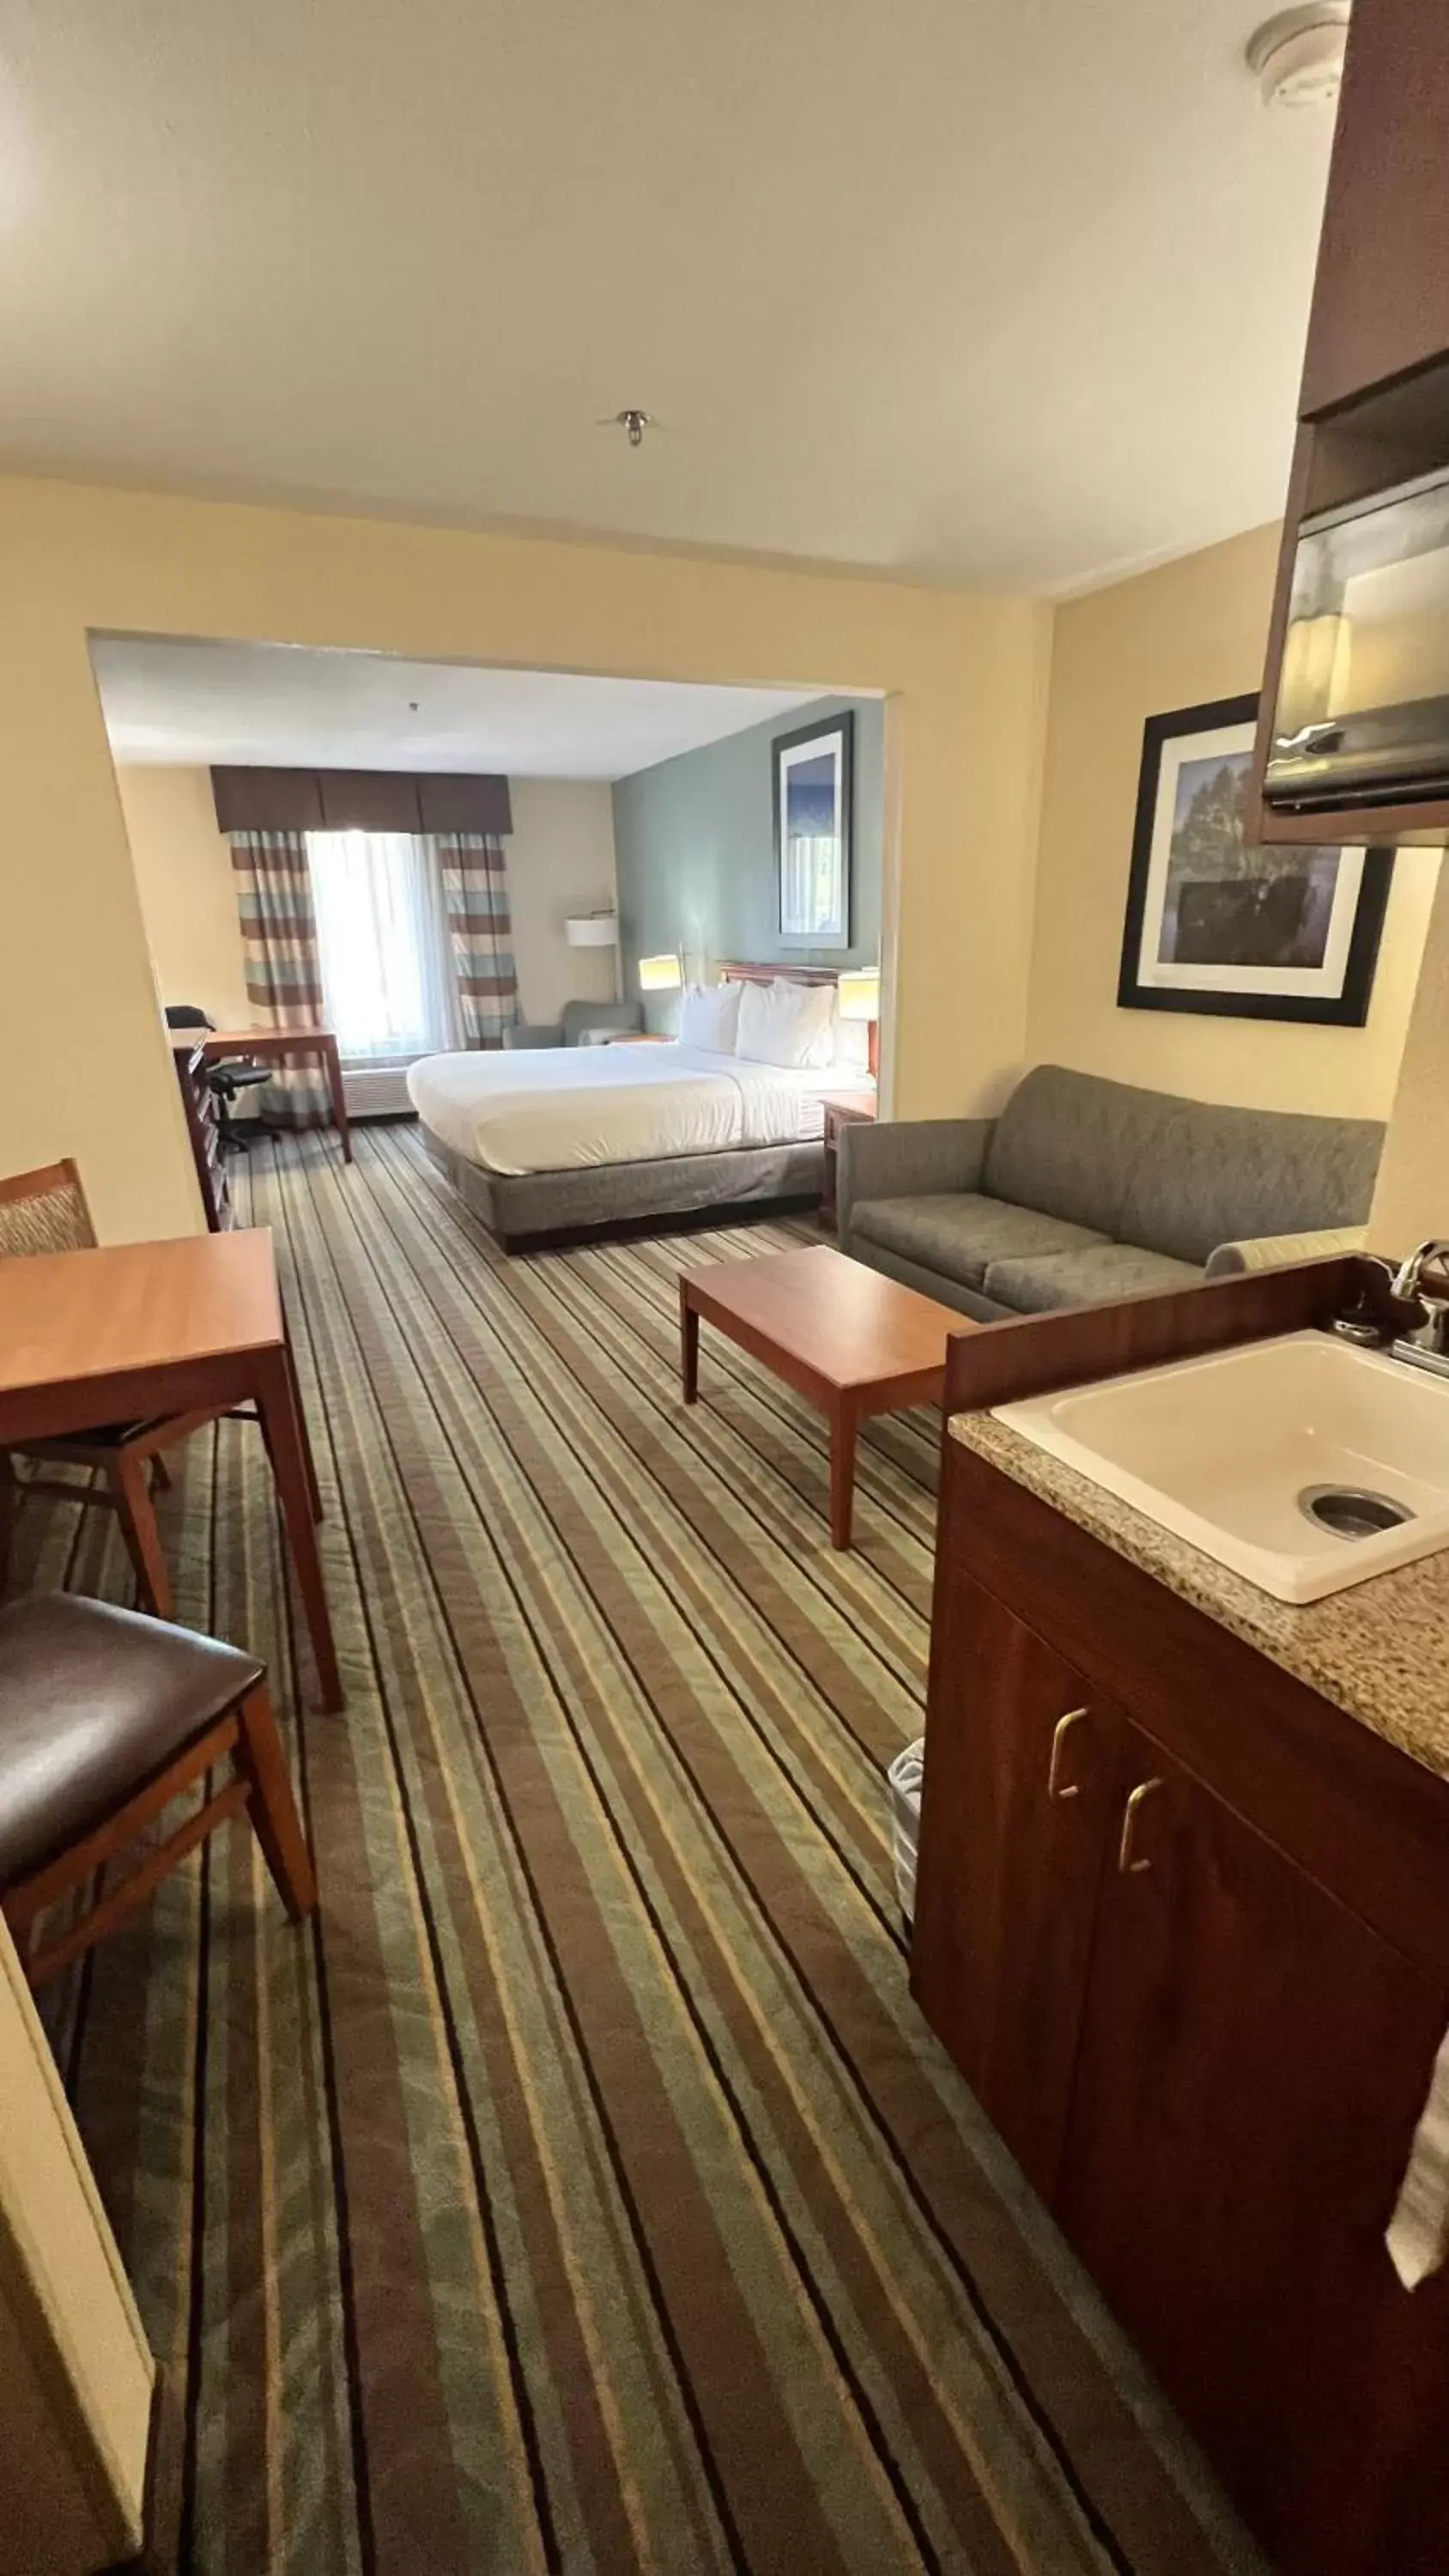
[1391,1239,1449,1301]
[1388,1240,1449,1381]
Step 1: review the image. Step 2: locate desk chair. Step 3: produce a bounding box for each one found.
[0,1160,243,1618]
[0,1594,316,1987]
[166,1004,271,1152]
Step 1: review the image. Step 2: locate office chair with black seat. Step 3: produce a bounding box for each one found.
[165,1005,271,1151]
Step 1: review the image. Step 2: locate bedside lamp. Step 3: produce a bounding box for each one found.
[836,968,881,1080]
[638,952,683,993]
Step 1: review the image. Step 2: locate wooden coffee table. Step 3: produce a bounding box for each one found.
[679,1242,972,1548]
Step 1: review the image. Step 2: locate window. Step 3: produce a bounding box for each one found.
[306,832,458,1062]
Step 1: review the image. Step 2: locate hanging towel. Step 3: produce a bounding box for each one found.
[887,1738,927,1923]
[1387,2020,1449,2288]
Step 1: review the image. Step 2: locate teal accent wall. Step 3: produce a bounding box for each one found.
[611,695,882,1024]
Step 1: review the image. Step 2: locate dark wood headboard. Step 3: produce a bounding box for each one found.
[717,961,840,987]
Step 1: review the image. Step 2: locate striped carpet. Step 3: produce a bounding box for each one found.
[24,1126,1264,2576]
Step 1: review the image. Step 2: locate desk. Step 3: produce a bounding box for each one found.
[0,1230,343,1710]
[200,1027,352,1163]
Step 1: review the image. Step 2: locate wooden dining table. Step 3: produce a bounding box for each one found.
[0,1229,343,1710]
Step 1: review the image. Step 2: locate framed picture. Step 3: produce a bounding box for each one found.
[1117,693,1394,1025]
[774,711,853,950]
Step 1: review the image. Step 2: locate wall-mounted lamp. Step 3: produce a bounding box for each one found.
[565,910,621,999]
[836,967,881,1081]
[638,951,683,993]
[564,910,619,949]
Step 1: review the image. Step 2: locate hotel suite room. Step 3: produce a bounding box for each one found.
[4,5,1449,2575]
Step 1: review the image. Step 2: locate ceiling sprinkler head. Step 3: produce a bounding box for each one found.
[605,407,653,447]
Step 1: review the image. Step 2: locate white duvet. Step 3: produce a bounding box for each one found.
[407,1042,851,1176]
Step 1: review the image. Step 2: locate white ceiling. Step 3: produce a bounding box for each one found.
[0,0,1333,592]
[91,636,824,777]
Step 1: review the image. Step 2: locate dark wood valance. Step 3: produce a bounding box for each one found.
[211,767,512,838]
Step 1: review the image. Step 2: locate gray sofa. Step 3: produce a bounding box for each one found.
[837,1064,1383,1322]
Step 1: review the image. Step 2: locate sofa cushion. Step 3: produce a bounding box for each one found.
[850,1191,1106,1289]
[982,1066,1173,1239]
[1118,1097,1383,1267]
[984,1242,1202,1315]
[846,1234,1010,1322]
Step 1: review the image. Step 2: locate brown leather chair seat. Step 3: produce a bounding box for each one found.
[0,1595,264,1888]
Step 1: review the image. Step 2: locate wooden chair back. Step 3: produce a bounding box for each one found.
[0,1159,96,1261]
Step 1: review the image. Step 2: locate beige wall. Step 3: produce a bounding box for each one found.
[1370,859,1449,1256]
[1026,522,1440,1119]
[0,474,1050,1242]
[115,764,252,1029]
[498,778,619,1024]
[0,1921,155,2574]
[114,763,621,1038]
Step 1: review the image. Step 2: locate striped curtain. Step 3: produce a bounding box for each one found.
[433,835,518,1048]
[227,830,331,1124]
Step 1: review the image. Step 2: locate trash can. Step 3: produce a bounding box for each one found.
[887,1737,926,1923]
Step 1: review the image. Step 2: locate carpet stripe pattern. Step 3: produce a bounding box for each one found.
[22,1128,1263,2576]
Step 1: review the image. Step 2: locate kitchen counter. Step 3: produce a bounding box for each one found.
[950,1410,1449,1787]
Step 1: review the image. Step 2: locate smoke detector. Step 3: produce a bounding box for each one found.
[1246,3,1350,109]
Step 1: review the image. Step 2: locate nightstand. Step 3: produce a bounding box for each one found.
[603,1031,672,1044]
[820,1092,876,1232]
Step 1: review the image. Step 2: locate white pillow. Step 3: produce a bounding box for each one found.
[676,980,743,1055]
[735,977,835,1070]
[829,1013,872,1076]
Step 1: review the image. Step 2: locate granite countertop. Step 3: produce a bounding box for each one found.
[950,1412,1449,1786]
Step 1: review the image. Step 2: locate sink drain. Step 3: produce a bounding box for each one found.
[1298,1484,1416,1540]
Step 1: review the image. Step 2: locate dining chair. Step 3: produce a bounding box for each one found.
[0,1593,317,1987]
[0,1158,237,1617]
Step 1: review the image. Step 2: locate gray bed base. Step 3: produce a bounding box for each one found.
[419,1123,826,1249]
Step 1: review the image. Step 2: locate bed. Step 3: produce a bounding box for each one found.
[407,963,870,1248]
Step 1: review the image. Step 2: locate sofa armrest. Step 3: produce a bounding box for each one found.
[837,1117,993,1245]
[1204,1224,1369,1279]
[503,1021,565,1051]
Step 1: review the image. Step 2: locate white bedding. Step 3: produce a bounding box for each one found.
[407,1042,855,1176]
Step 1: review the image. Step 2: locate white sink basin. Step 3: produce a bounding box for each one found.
[993,1330,1449,1603]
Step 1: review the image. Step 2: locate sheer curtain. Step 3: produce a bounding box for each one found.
[306,831,460,1062]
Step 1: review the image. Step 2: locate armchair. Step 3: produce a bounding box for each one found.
[504,999,644,1050]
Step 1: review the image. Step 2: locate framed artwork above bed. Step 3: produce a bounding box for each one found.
[1117,693,1394,1026]
[773,713,853,952]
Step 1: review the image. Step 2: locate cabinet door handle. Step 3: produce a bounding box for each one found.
[1118,1777,1164,1874]
[1047,1707,1088,1801]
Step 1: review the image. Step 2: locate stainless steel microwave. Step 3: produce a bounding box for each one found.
[1264,462,1449,811]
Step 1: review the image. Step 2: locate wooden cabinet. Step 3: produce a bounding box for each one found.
[820,1094,875,1234]
[1251,0,1449,848]
[1062,1727,1449,2574]
[915,1437,1449,2575]
[1298,0,1449,422]
[914,1578,1117,2202]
